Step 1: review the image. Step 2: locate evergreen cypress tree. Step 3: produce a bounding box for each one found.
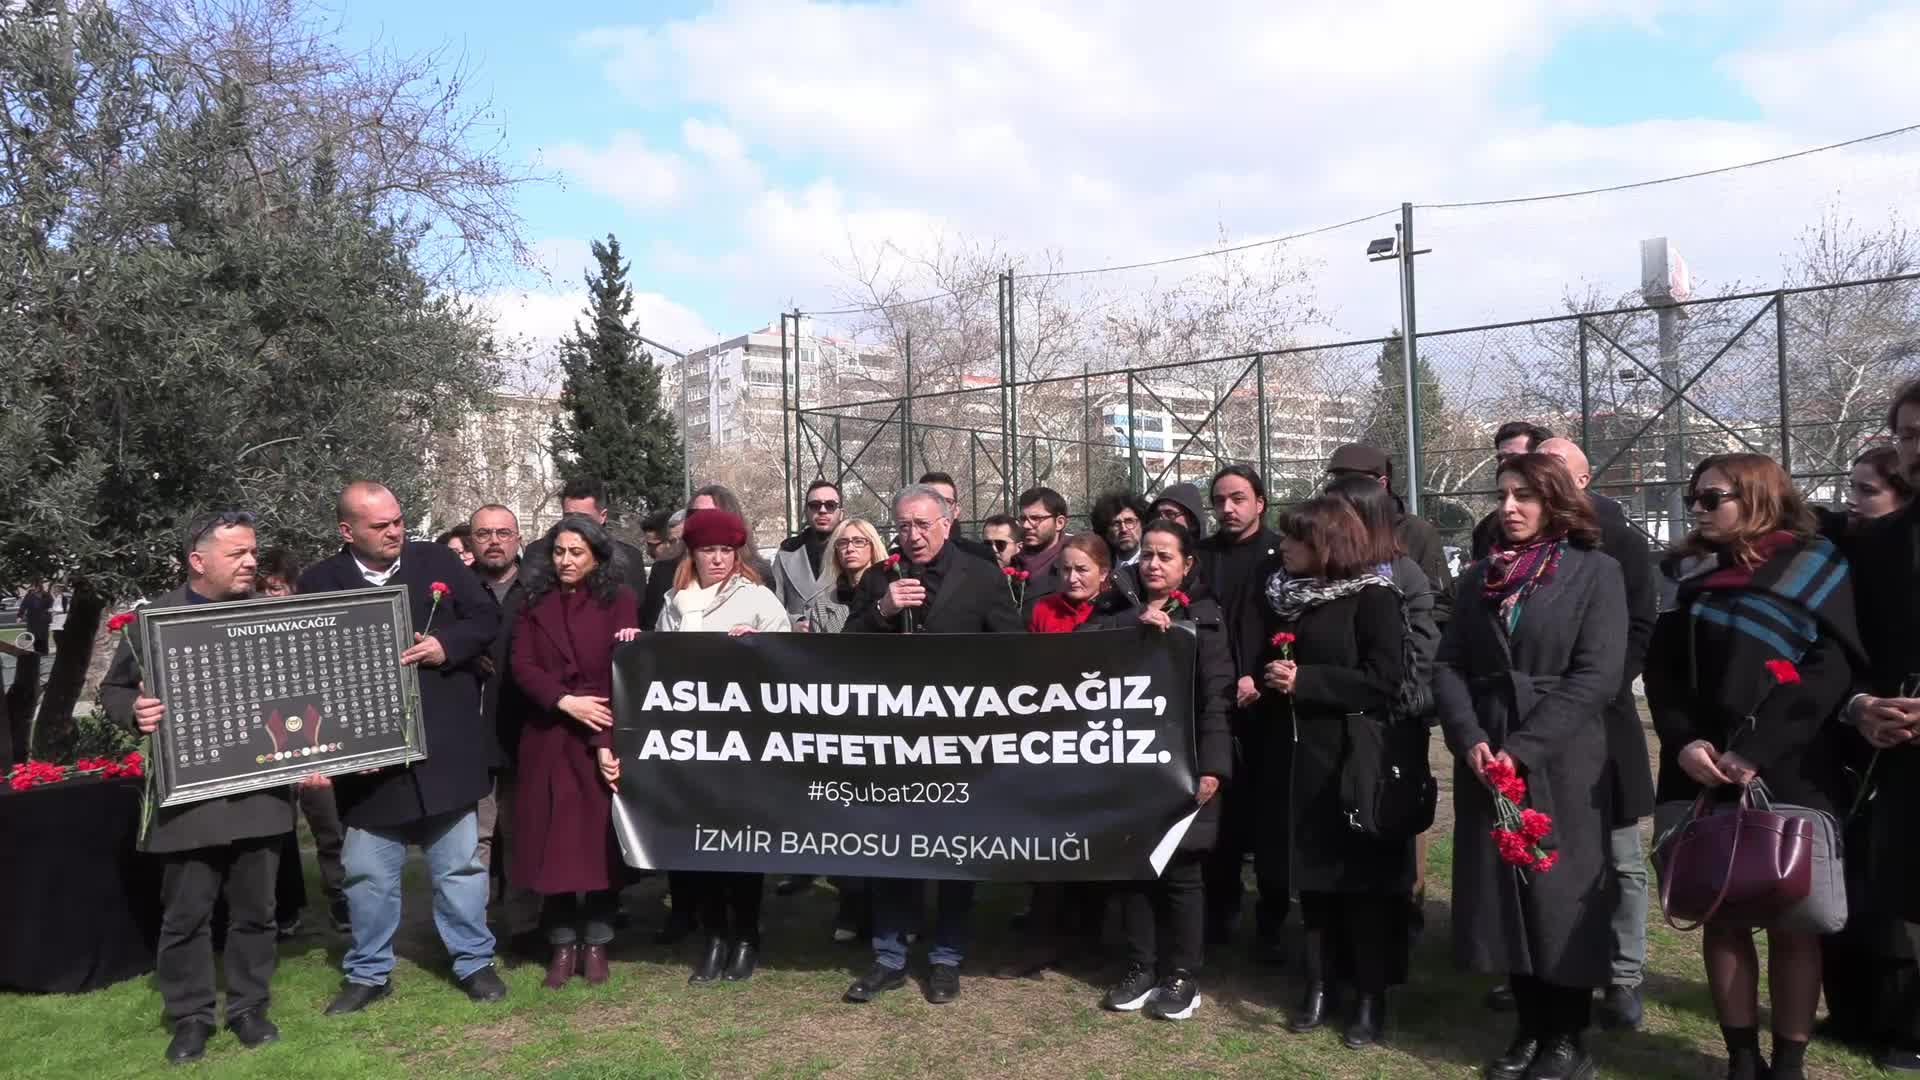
[1358,331,1448,493]
[549,234,686,518]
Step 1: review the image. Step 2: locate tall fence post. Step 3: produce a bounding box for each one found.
[780,311,794,538]
[1255,353,1269,495]
[1126,371,1139,494]
[1082,365,1092,508]
[902,329,914,489]
[1577,318,1591,452]
[1007,268,1020,503]
[1399,202,1422,515]
[1775,292,1792,474]
[998,273,1013,509]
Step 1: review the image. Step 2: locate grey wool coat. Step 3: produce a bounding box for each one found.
[1434,544,1627,987]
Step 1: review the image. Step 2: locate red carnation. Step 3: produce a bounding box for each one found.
[1765,658,1801,685]
[1018,570,1031,581]
[1491,828,1533,867]
[430,581,450,597]
[1532,850,1559,873]
[1519,808,1552,842]
[1270,631,1295,647]
[106,611,137,633]
[886,554,902,569]
[1003,566,1018,578]
[1168,589,1190,607]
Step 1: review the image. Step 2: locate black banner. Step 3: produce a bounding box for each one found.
[610,628,1198,881]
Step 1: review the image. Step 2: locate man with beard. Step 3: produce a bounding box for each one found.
[980,513,1019,568]
[469,504,533,924]
[104,512,292,1064]
[773,479,844,628]
[1194,464,1286,958]
[1091,491,1149,604]
[1012,487,1070,606]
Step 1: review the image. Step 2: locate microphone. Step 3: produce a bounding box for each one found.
[888,546,919,635]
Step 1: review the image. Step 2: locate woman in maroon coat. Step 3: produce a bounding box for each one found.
[510,514,640,989]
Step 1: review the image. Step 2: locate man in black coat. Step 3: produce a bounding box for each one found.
[1012,486,1070,608]
[1839,381,1920,1072]
[1538,439,1658,1029]
[296,481,505,1014]
[468,504,530,907]
[842,483,1022,1007]
[103,511,292,1064]
[1192,465,1286,957]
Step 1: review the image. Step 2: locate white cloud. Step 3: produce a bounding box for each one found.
[565,1,1920,342]
[478,286,718,375]
[549,131,686,210]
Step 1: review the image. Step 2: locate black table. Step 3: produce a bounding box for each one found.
[0,774,160,993]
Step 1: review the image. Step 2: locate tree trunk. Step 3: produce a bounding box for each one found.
[30,583,104,760]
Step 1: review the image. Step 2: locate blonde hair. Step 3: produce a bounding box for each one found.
[820,518,887,587]
[673,545,762,591]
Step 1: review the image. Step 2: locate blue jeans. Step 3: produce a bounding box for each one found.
[1609,823,1648,988]
[341,807,495,985]
[871,878,975,970]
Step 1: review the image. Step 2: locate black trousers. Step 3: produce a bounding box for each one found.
[1118,850,1205,974]
[158,836,280,1026]
[1512,973,1595,1038]
[691,872,763,943]
[1300,890,1409,991]
[1218,733,1290,939]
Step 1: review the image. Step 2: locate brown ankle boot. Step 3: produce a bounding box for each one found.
[582,943,610,985]
[543,943,579,989]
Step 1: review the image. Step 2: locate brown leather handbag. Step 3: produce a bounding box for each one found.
[1653,781,1814,931]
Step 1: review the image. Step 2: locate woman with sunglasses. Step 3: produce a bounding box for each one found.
[1434,452,1627,1080]
[1077,519,1232,1021]
[1645,454,1860,1080]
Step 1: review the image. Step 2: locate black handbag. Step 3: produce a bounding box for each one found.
[1339,711,1437,839]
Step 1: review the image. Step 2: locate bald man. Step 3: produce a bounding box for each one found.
[297,481,506,1014]
[1472,439,1657,1029]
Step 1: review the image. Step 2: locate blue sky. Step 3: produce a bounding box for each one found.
[332,1,1920,355]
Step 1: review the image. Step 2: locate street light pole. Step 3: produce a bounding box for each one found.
[1367,204,1431,515]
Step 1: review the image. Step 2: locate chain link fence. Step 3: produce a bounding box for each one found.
[793,274,1920,549]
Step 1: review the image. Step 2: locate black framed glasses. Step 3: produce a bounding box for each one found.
[1686,488,1738,511]
[806,500,841,513]
[470,528,518,542]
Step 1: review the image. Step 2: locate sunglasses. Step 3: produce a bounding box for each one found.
[806,500,841,512]
[987,539,1012,552]
[1687,488,1738,511]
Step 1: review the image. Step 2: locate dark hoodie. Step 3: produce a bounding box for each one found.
[1150,482,1208,536]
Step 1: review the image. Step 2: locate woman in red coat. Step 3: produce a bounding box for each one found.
[510,514,640,989]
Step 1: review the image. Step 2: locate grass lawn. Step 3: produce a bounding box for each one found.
[0,732,1892,1079]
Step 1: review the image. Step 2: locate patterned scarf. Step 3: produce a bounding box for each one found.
[1268,571,1395,624]
[1482,537,1565,633]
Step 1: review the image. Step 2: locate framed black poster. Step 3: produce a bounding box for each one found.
[140,586,427,806]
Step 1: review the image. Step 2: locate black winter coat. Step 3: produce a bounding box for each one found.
[1263,584,1413,894]
[1081,592,1234,851]
[1474,493,1656,822]
[1838,504,1920,918]
[844,540,1024,635]
[296,542,499,828]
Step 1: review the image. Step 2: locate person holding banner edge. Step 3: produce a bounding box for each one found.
[1080,518,1232,1022]
[843,483,1023,1005]
[508,514,641,989]
[648,507,791,983]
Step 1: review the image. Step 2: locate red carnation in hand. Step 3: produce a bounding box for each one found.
[430,581,450,598]
[106,611,137,633]
[1168,589,1190,607]
[1532,850,1559,873]
[1270,631,1295,648]
[886,554,902,569]
[1764,658,1801,685]
[1003,566,1018,578]
[1017,570,1031,581]
[1518,808,1553,842]
[1491,828,1534,867]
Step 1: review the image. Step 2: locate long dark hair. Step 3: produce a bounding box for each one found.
[1280,495,1374,580]
[524,513,627,606]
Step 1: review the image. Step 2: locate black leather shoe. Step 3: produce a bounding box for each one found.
[165,1020,214,1064]
[1485,982,1517,1012]
[1523,1035,1594,1080]
[843,963,908,1003]
[1343,993,1384,1049]
[1485,1034,1540,1080]
[1597,984,1643,1031]
[324,980,392,1016]
[1286,982,1329,1033]
[227,1010,279,1048]
[925,962,961,1004]
[722,940,759,982]
[458,964,508,1003]
[689,936,726,984]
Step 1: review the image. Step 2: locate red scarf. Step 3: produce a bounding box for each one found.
[1696,530,1799,590]
[1027,593,1094,634]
